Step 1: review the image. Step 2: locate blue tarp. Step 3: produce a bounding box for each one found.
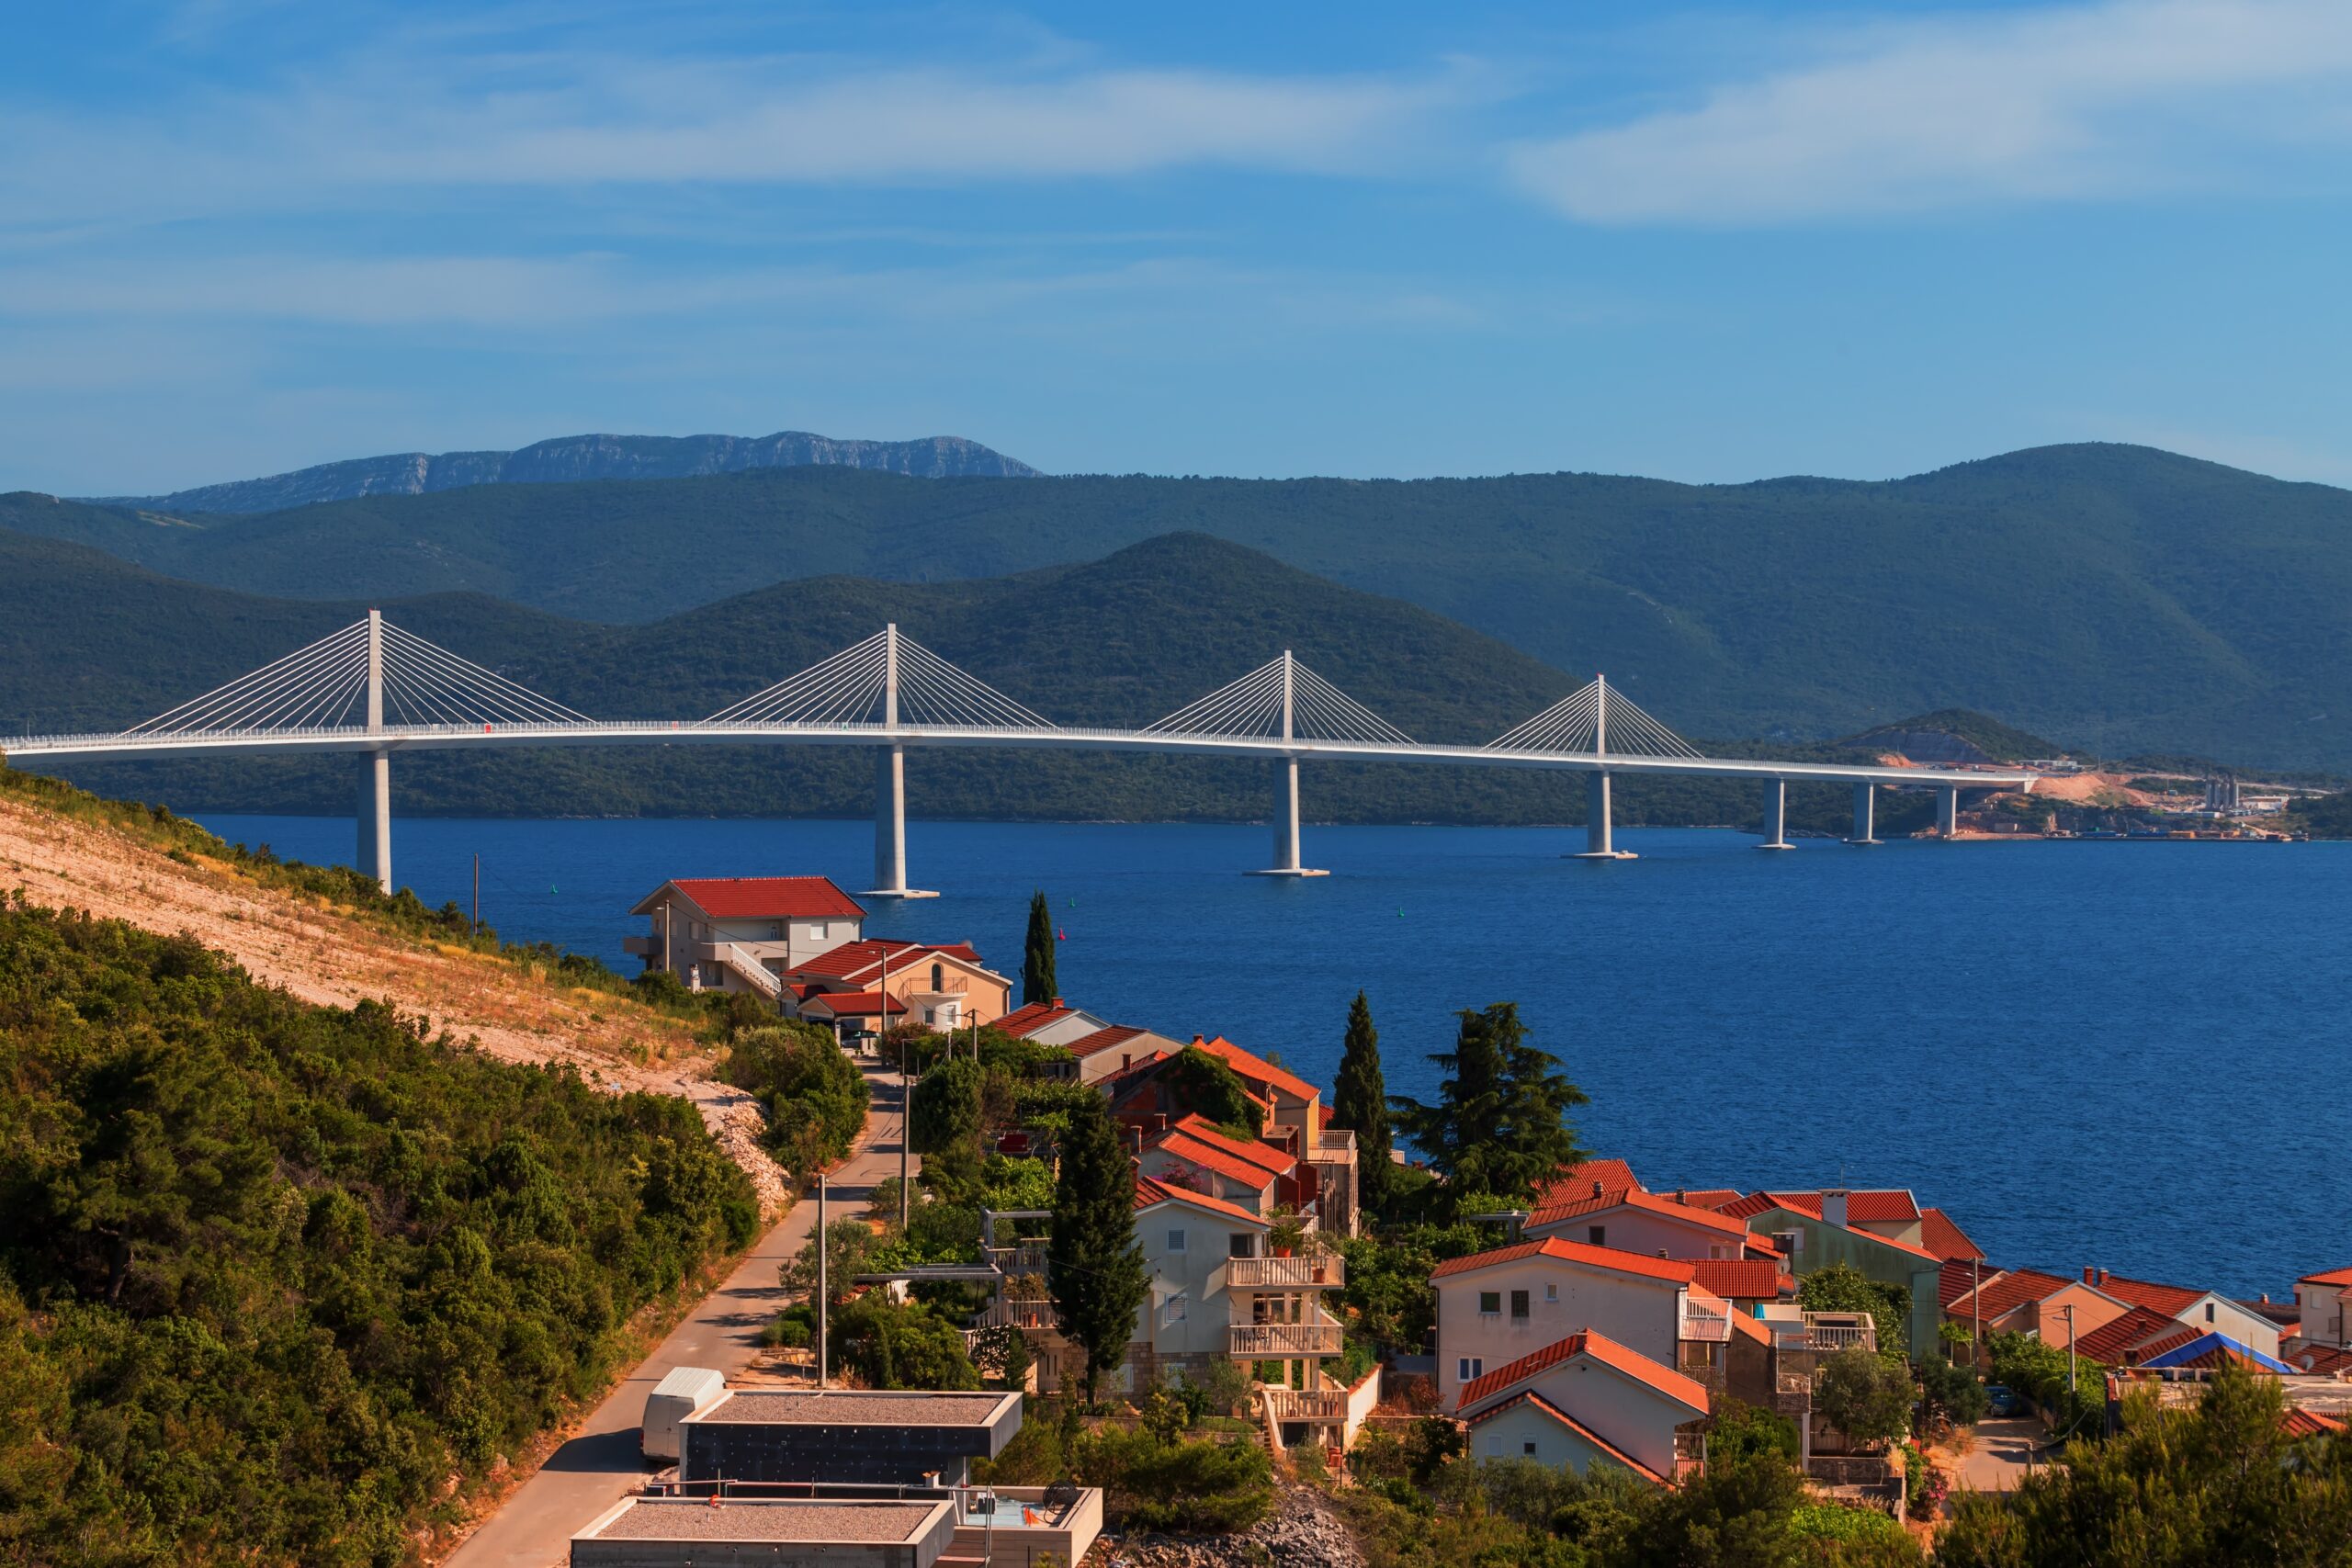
[2136,1332,2293,1373]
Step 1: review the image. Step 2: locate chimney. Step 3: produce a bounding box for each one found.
[2098,1269,2109,1287]
[2084,1266,2097,1286]
[1052,997,1064,1009]
[1821,1190,1849,1231]
[1192,1033,1206,1047]
[1657,1249,1669,1259]
[1591,1179,1604,1198]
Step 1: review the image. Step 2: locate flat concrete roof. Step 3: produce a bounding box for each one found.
[691,1391,1015,1427]
[581,1498,945,1543]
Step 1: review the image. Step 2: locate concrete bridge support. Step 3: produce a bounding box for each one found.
[356,750,390,892]
[1571,772,1634,860]
[865,744,936,899]
[1937,785,1961,838]
[1849,782,1881,845]
[1758,777,1792,849]
[1250,756,1327,876]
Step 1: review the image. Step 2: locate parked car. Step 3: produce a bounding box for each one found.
[1984,1383,2021,1416]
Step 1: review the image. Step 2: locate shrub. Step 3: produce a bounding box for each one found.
[1815,1347,1915,1446]
[1076,1425,1273,1533]
[827,1294,980,1391]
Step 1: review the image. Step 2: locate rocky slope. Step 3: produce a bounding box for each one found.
[85,429,1039,512]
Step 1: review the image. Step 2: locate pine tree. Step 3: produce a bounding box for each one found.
[1390,1002,1585,1210]
[1047,1097,1148,1405]
[1021,890,1057,1007]
[1332,991,1393,1217]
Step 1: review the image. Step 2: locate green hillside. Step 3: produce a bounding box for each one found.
[11,441,2352,767]
[0,528,1898,832]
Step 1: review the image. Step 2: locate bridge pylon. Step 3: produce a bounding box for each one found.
[358,610,391,890]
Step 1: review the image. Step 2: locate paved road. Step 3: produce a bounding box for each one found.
[443,1061,913,1568]
[1948,1416,2049,1495]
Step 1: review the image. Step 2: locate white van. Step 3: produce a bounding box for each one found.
[640,1367,726,1463]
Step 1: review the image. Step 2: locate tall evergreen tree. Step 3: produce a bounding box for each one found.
[1046,1098,1148,1405]
[1389,1002,1585,1210]
[1021,890,1057,1007]
[1332,991,1394,1217]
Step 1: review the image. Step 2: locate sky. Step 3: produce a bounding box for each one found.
[7,0,2352,494]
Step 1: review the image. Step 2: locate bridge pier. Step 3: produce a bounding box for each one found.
[1249,757,1327,877]
[1570,771,1635,860]
[1848,782,1881,845]
[865,744,937,899]
[355,750,391,892]
[1758,778,1792,849]
[1937,784,1960,838]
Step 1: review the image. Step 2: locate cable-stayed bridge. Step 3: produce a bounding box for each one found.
[3,615,2036,893]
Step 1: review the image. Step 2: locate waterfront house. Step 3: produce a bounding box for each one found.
[991,998,1114,1047]
[1721,1189,1928,1251]
[1521,1186,1765,1262]
[2085,1268,2283,1359]
[1067,1023,1185,1084]
[1941,1268,2133,1351]
[1135,1115,1297,1218]
[1431,1238,1716,1412]
[1720,1191,1945,1356]
[1186,1035,1362,1235]
[1457,1331,1709,1486]
[783,938,1014,1032]
[2295,1265,2352,1349]
[625,875,865,991]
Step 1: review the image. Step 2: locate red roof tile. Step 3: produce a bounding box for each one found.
[1431,1236,1699,1287]
[1939,1262,1987,1311]
[639,875,865,919]
[1192,1036,1321,1105]
[2093,1273,2204,1318]
[2075,1306,2189,1365]
[993,999,1076,1038]
[791,938,978,983]
[1463,1391,1668,1485]
[2296,1265,2352,1288]
[1458,1328,1709,1416]
[1532,1159,1645,1209]
[1919,1208,1985,1264]
[1948,1269,2074,1320]
[1689,1259,1784,1301]
[1066,1024,1148,1058]
[800,990,907,1018]
[1527,1188,1750,1239]
[2281,1407,2346,1439]
[1145,1129,1279,1191]
[1723,1190,1919,1224]
[1668,1189,1744,1212]
[1135,1174,1268,1224]
[2288,1344,2352,1375]
[2132,1325,2199,1360]
[1731,1195,1940,1260]
[1169,1115,1293,1175]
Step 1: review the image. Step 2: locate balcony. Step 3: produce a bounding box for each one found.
[1229,1309,1345,1359]
[621,934,660,957]
[1227,1253,1344,1291]
[1778,1313,1877,1354]
[1680,1300,1731,1343]
[974,1298,1061,1332]
[1263,1387,1349,1423]
[986,1242,1050,1277]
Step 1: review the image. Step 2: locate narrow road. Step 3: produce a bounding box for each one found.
[443,1060,916,1568]
[1947,1416,2049,1495]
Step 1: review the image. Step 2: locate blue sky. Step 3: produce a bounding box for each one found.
[7,0,2352,493]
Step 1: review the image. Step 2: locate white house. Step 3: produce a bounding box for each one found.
[1522,1187,1764,1262]
[626,875,865,991]
[2296,1266,2352,1349]
[1431,1238,1711,1413]
[1458,1330,1709,1485]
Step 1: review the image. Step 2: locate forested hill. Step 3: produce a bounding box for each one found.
[2,527,1873,830]
[13,441,2352,768]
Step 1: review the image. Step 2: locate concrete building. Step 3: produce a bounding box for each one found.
[626,875,865,992]
[2296,1266,2352,1349]
[1458,1330,1709,1485]
[1430,1238,1715,1412]
[678,1390,1022,1488]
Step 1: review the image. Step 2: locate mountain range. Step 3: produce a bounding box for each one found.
[11,440,2352,770]
[78,430,1038,513]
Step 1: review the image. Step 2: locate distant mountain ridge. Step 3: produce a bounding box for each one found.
[81,430,1040,513]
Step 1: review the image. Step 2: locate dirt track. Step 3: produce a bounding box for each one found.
[0,792,788,1213]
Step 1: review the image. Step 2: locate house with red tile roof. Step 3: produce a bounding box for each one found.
[2293,1265,2352,1351]
[626,875,866,992]
[1431,1237,1708,1412]
[1918,1208,1985,1264]
[1532,1158,1645,1210]
[1188,1036,1363,1235]
[1457,1330,1709,1486]
[2081,1269,2282,1360]
[2073,1305,2196,1366]
[1066,1024,1186,1085]
[1720,1189,1925,1249]
[1522,1187,1765,1263]
[1943,1269,2134,1353]
[1136,1116,1301,1218]
[1723,1191,1945,1356]
[780,938,1014,1032]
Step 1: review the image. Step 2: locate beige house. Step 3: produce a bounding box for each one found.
[1460,1330,1709,1486]
[1432,1238,1724,1413]
[1522,1188,1764,1262]
[2297,1266,2352,1348]
[783,938,1013,1032]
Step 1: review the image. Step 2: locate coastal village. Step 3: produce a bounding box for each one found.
[569,871,2352,1567]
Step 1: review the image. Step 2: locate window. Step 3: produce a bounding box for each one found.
[1510,1290,1530,1320]
[1544,1283,1557,1303]
[1162,1292,1188,1326]
[1772,1230,1804,1257]
[1522,1441,1538,1456]
[1589,1225,1607,1247]
[1167,1228,1187,1253]
[1457,1357,1483,1381]
[767,922,782,940]
[809,921,829,942]
[1478,1292,1501,1316]
[2205,1303,2216,1323]
[1229,1234,1257,1258]
[931,963,944,991]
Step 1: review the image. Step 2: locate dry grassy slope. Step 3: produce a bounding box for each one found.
[0,790,788,1213]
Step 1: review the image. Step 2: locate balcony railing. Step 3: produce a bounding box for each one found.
[1229,1311,1345,1359]
[1263,1388,1349,1422]
[1680,1302,1731,1343]
[1227,1253,1345,1291]
[1317,1128,1358,1156]
[987,1243,1050,1277]
[974,1299,1061,1332]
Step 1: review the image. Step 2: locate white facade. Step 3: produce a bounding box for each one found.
[1436,1253,1686,1411]
[628,888,862,990]
[1463,1342,1704,1483]
[2165,1292,2282,1359]
[1136,1198,1269,1363]
[2299,1277,2352,1348]
[1525,1202,1747,1262]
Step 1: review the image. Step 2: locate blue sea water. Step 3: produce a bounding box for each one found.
[193,813,2351,1302]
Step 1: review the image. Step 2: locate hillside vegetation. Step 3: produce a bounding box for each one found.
[1,529,1918,833]
[11,441,2352,766]
[0,897,757,1565]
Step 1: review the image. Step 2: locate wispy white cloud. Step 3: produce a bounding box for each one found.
[1509,0,2352,223]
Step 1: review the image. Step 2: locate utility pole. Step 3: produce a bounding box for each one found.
[2062,1304,2077,1395]
[816,1168,828,1388]
[471,852,480,936]
[887,943,909,1230]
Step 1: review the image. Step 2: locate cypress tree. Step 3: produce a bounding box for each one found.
[1047,1097,1148,1406]
[1332,990,1393,1217]
[1021,890,1057,1007]
[1389,1002,1578,1210]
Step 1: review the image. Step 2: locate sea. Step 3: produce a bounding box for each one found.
[192,812,2351,1303]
